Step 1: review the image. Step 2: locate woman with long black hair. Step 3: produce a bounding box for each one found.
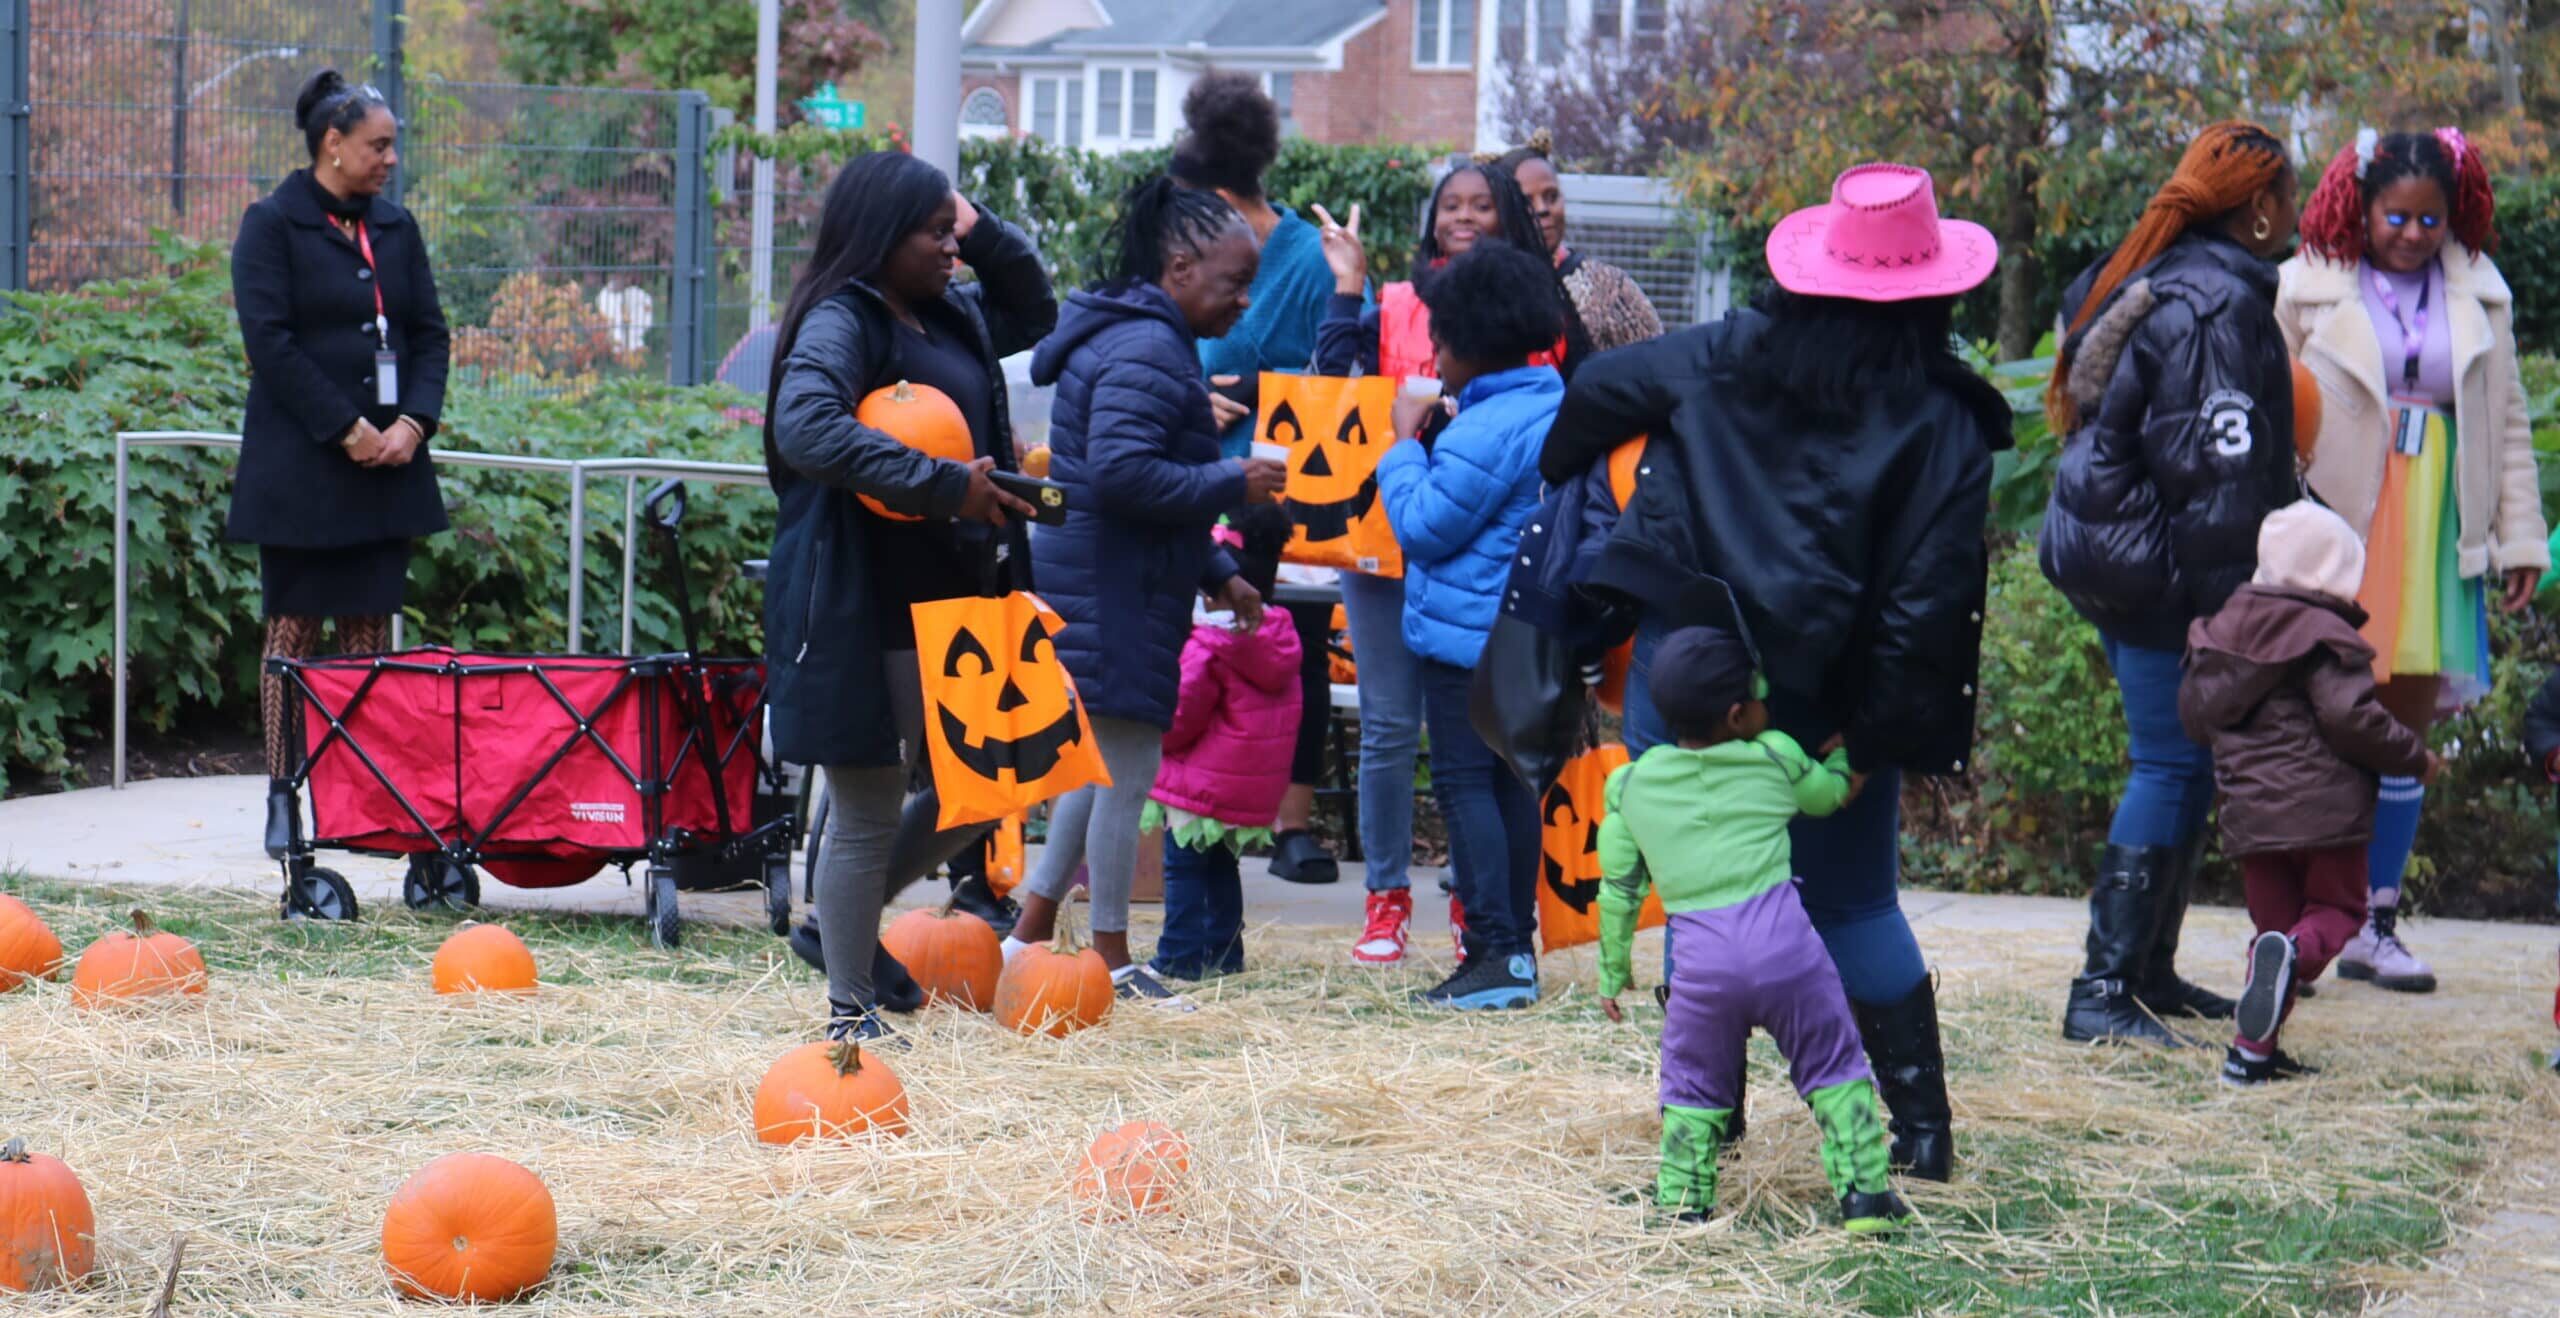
[1542,164,2008,1182]
[762,150,1055,1041]
[1304,160,1590,968]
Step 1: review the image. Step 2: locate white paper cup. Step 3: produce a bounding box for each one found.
[1400,376,1444,400]
[1251,441,1290,463]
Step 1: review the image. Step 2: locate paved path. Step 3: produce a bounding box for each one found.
[9,774,2559,1313]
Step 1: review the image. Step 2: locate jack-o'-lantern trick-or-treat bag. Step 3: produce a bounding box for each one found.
[913,593,1112,830]
[1262,372,1403,577]
[982,812,1026,898]
[1536,742,1664,952]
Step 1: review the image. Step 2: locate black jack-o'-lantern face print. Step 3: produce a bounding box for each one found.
[933,613,1087,788]
[1541,783,1603,915]
[1283,402,1379,543]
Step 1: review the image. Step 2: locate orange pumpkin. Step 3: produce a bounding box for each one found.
[1073,1120,1189,1218]
[380,1152,556,1303]
[880,906,1002,1010]
[983,814,1026,899]
[993,913,1113,1037]
[0,896,64,992]
[0,1138,94,1293]
[1326,604,1356,685]
[70,910,206,1007]
[855,379,974,521]
[2289,358,2322,466]
[1020,444,1052,478]
[431,924,538,995]
[752,1041,910,1143]
[1596,435,1650,713]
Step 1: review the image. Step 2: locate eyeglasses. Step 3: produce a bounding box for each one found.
[2382,211,2443,231]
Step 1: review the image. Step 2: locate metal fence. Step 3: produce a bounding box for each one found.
[1,0,718,392]
[700,138,819,403]
[1558,171,1728,328]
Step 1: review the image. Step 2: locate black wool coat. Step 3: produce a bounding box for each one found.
[226,170,452,548]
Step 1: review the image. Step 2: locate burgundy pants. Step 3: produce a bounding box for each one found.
[2237,844,2369,1048]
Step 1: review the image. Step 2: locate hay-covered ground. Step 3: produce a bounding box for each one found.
[2,875,2553,1316]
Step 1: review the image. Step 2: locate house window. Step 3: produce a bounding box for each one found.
[1536,0,1566,58]
[1497,0,1525,61]
[961,87,1008,129]
[1593,0,1620,40]
[1028,76,1084,145]
[1412,0,1474,68]
[1097,69,1123,137]
[1130,69,1157,139]
[1499,0,1567,63]
[1633,0,1669,46]
[1267,71,1295,133]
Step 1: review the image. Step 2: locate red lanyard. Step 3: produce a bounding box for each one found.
[345,217,388,347]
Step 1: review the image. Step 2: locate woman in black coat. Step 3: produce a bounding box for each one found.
[762,150,1055,1041]
[231,69,449,859]
[1541,164,2006,1183]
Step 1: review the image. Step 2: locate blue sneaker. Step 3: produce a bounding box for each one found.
[1416,953,1539,1010]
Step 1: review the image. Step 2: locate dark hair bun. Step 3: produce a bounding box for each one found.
[294,69,349,133]
[1170,71,1280,197]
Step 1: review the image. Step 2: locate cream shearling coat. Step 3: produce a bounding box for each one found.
[2275,246,2548,581]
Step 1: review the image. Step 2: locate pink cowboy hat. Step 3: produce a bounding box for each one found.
[1765,163,1998,302]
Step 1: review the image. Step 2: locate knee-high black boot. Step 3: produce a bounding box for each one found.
[2138,833,2236,1020]
[1849,975,1953,1182]
[2060,844,2186,1045]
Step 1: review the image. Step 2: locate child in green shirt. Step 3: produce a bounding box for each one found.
[1598,624,1908,1231]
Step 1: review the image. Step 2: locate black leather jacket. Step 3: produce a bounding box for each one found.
[2038,230,2300,651]
[1539,311,2010,776]
[761,211,1056,768]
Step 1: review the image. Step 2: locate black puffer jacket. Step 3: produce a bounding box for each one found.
[762,211,1056,769]
[1538,311,2010,776]
[2038,230,2300,651]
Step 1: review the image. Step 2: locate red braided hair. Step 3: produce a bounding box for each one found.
[2045,121,2291,431]
[2297,128,2498,264]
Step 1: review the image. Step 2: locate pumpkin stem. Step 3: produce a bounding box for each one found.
[1052,904,1082,955]
[129,909,154,935]
[0,1137,26,1163]
[890,379,916,403]
[826,1040,866,1077]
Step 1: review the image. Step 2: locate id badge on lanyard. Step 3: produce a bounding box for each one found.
[2389,395,2433,457]
[353,220,398,408]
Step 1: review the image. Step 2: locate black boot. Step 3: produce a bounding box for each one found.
[947,871,1019,937]
[2138,835,2236,1021]
[874,942,925,1014]
[2060,845,2186,1045]
[789,920,825,972]
[1849,975,1954,1182]
[263,778,299,861]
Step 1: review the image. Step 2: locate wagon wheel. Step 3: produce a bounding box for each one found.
[645,865,683,950]
[762,853,793,937]
[282,867,359,922]
[403,855,479,914]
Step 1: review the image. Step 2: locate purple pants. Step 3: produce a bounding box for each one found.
[1660,883,1873,1111]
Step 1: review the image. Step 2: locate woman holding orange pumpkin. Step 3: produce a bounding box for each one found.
[1009,176,1286,1007]
[763,150,1055,1042]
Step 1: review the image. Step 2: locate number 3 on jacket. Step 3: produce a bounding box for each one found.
[2202,388,2255,458]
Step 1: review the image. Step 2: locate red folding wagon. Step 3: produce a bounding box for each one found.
[265,484,796,947]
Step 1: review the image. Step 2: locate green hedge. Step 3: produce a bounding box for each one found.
[0,238,773,794]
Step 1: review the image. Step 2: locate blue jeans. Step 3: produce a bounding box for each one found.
[1624,612,1923,1004]
[2100,637,2214,851]
[1150,836,1245,980]
[1342,571,1423,891]
[1419,657,1541,960]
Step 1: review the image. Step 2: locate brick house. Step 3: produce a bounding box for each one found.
[959,0,1677,154]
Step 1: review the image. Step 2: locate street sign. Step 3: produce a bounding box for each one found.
[799,82,865,130]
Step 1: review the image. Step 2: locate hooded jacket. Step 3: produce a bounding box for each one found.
[761,211,1054,768]
[2039,230,2302,652]
[1375,364,1564,667]
[1537,311,2009,776]
[1030,280,1246,729]
[2179,584,2431,855]
[1151,610,1305,826]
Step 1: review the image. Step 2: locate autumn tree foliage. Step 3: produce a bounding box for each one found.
[474,0,887,121]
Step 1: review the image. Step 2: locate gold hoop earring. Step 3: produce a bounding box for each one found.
[2253,215,2273,242]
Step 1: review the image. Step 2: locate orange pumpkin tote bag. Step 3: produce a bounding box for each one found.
[1261,372,1404,577]
[912,593,1111,829]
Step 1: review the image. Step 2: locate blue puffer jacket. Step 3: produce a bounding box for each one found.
[1376,364,1565,667]
[1029,281,1246,729]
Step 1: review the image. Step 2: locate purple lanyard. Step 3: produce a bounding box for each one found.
[2368,265,2431,394]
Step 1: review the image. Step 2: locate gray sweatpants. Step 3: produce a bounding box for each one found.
[1020,715,1164,935]
[814,652,991,1016]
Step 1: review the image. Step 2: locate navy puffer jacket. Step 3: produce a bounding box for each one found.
[1029,282,1246,729]
[2039,230,2300,651]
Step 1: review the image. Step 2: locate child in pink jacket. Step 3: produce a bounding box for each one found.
[1146,510,1303,982]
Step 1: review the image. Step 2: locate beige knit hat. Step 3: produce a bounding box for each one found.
[2252,501,2366,604]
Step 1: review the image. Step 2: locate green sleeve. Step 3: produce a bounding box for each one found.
[1596,764,1647,998]
[1764,731,1854,818]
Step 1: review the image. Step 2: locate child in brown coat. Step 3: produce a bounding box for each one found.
[2180,502,2441,1086]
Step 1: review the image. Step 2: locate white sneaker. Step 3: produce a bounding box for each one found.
[1113,966,1198,1012]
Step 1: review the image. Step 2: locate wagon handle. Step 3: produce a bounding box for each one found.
[644,479,689,532]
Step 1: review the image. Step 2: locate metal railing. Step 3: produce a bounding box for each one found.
[110,430,769,789]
